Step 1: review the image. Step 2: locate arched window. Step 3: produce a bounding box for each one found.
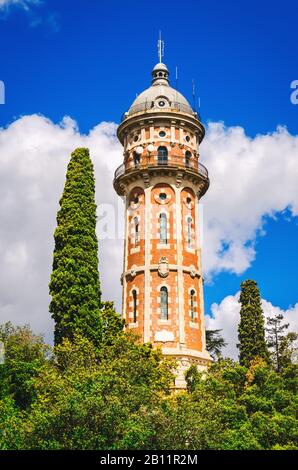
[187,216,192,247]
[190,289,195,321]
[160,286,168,320]
[185,151,191,168]
[134,217,139,246]
[133,152,140,168]
[159,213,167,244]
[132,289,137,323]
[158,146,168,165]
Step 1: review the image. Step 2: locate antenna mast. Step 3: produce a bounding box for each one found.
[157,31,164,63]
[192,79,196,110]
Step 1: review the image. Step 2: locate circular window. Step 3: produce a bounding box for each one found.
[158,100,166,107]
[185,135,190,142]
[159,192,167,201]
[134,196,139,204]
[133,135,139,142]
[159,131,166,138]
[186,197,192,205]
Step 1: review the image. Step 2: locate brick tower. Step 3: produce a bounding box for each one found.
[114,60,211,388]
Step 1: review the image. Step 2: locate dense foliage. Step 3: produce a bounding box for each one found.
[238,280,269,367]
[49,148,102,348]
[0,322,297,450]
[2,148,296,450]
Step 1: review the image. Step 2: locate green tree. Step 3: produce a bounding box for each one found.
[49,148,102,348]
[185,364,201,393]
[0,322,49,409]
[100,301,125,350]
[279,332,298,371]
[237,280,269,368]
[0,397,23,450]
[266,313,297,372]
[156,359,298,450]
[0,322,297,450]
[206,329,227,360]
[22,334,174,450]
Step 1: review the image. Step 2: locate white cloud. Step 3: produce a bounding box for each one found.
[0,0,59,32]
[0,114,297,344]
[0,115,123,342]
[0,0,40,10]
[206,293,298,359]
[201,122,298,278]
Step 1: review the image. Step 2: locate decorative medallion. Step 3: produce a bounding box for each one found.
[158,257,169,278]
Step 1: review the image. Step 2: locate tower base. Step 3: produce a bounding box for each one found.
[162,347,212,390]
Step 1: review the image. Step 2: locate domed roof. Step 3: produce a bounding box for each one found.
[127,63,194,116]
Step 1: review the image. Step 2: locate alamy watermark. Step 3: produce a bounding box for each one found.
[0,80,5,104]
[96,199,205,249]
[290,80,298,105]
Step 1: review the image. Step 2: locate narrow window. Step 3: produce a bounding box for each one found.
[160,286,168,320]
[134,217,139,246]
[132,290,137,323]
[190,289,195,321]
[133,152,140,168]
[159,213,167,244]
[185,150,191,168]
[187,216,192,247]
[158,146,168,165]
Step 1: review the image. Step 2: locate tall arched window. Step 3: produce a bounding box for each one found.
[159,213,167,244]
[133,152,140,168]
[160,286,168,320]
[185,151,191,168]
[132,289,137,323]
[134,217,139,246]
[187,216,192,247]
[190,289,195,321]
[158,146,168,165]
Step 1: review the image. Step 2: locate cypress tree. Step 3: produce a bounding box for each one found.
[49,148,102,347]
[237,280,269,367]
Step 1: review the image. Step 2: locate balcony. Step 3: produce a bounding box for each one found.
[121,101,201,122]
[113,156,209,196]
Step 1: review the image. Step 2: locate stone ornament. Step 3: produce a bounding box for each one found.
[158,257,169,278]
[175,171,184,188]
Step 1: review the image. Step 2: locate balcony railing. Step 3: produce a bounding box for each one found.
[121,101,201,122]
[114,157,209,182]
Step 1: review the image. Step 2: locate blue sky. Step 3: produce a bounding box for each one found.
[1,0,297,136]
[0,0,297,349]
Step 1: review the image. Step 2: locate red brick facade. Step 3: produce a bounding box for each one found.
[114,62,211,387]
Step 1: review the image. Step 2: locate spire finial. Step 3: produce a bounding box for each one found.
[157,31,164,63]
